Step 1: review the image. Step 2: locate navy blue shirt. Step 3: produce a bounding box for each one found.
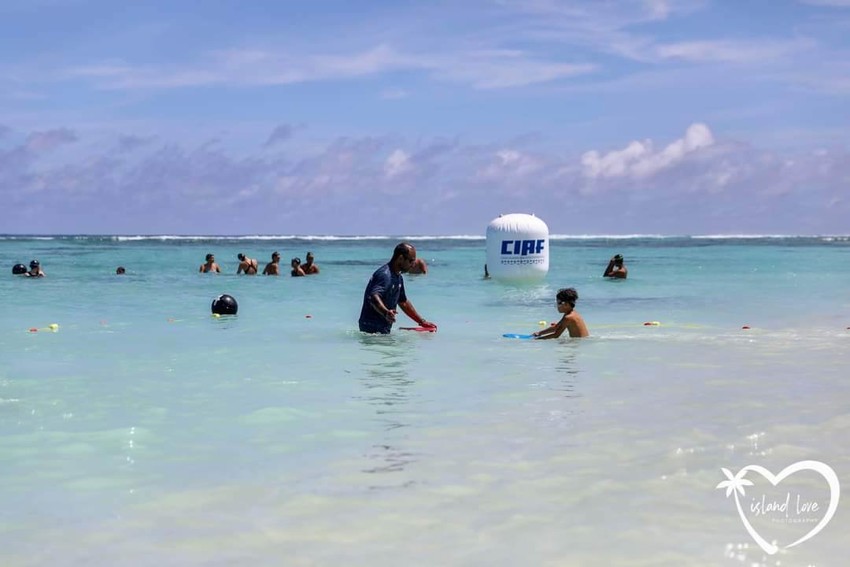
[359,263,407,333]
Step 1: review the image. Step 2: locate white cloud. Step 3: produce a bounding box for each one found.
[475,148,542,182]
[380,88,409,100]
[384,149,412,178]
[581,123,714,180]
[25,128,78,152]
[799,0,850,6]
[64,44,594,91]
[432,50,596,88]
[655,39,809,63]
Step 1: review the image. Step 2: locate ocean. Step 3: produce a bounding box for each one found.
[1,235,848,566]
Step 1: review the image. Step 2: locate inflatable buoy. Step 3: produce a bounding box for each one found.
[12,264,27,275]
[211,294,238,315]
[485,213,549,283]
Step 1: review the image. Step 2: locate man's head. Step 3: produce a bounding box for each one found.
[237,253,245,261]
[116,266,126,275]
[556,288,579,311]
[392,242,417,272]
[613,254,624,267]
[272,251,280,261]
[306,252,314,263]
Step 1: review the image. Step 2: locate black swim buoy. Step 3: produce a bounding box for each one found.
[12,264,27,275]
[211,294,238,315]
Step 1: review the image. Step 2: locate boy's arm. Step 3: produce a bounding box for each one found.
[534,317,566,339]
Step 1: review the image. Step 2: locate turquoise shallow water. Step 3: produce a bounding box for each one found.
[1,235,849,566]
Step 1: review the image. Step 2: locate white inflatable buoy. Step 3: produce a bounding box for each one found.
[486,213,550,283]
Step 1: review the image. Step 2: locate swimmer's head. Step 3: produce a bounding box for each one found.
[291,257,301,266]
[237,253,245,261]
[556,287,578,308]
[306,252,314,261]
[116,266,126,275]
[29,260,40,268]
[272,251,280,260]
[205,253,214,262]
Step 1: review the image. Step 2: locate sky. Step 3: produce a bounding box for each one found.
[1,0,849,235]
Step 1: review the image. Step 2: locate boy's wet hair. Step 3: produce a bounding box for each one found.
[556,287,579,307]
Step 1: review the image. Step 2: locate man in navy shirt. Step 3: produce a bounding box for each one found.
[359,243,436,334]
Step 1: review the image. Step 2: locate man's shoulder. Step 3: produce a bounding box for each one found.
[373,263,391,276]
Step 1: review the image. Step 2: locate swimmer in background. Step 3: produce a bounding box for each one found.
[408,257,428,274]
[533,287,589,339]
[25,260,45,278]
[291,257,306,277]
[263,251,281,275]
[199,253,221,273]
[302,252,320,274]
[237,253,259,275]
[116,266,126,275]
[603,254,628,279]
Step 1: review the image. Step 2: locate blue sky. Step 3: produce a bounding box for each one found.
[1,0,849,235]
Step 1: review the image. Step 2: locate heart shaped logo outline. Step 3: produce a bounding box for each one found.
[717,460,840,555]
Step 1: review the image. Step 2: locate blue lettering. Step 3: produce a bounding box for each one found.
[500,239,547,256]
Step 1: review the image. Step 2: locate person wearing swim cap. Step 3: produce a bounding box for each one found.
[263,251,282,275]
[302,252,320,275]
[236,253,259,275]
[25,260,45,278]
[290,257,306,277]
[358,242,436,334]
[199,253,221,273]
[533,287,589,339]
[116,266,126,275]
[603,254,628,279]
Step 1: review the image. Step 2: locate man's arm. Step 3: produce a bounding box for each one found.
[398,300,434,327]
[370,293,396,323]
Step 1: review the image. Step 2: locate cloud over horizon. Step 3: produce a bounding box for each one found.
[1,121,847,235]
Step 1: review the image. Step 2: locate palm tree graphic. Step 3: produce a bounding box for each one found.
[716,467,778,555]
